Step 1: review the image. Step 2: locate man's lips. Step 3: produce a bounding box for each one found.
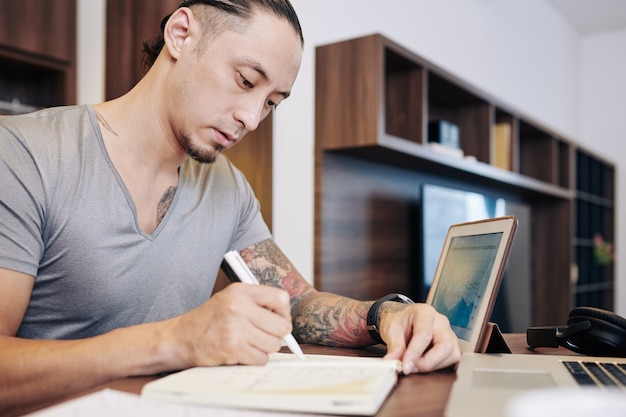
[215,128,238,148]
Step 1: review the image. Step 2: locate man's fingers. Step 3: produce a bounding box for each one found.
[407,315,460,373]
[230,283,293,338]
[237,283,292,319]
[380,304,460,374]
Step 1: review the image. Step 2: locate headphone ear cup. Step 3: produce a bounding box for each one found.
[565,307,626,357]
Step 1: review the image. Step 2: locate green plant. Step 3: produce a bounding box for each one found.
[593,233,614,266]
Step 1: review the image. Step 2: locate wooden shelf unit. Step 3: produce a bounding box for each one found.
[0,0,76,112]
[315,34,615,326]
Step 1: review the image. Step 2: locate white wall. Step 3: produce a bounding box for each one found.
[275,0,625,315]
[271,0,315,280]
[76,0,106,105]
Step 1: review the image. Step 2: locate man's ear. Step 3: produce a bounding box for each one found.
[163,7,195,60]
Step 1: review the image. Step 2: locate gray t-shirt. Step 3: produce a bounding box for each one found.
[0,105,271,339]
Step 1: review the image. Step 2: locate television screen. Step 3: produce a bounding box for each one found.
[421,184,531,332]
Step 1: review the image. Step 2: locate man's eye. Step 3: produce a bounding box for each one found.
[239,73,253,89]
[267,99,277,110]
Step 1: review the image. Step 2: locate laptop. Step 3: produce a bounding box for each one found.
[439,220,626,417]
[446,352,626,417]
[425,215,518,354]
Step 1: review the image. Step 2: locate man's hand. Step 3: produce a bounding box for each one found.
[378,303,461,374]
[165,283,293,368]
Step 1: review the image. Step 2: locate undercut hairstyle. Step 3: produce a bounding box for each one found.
[142,0,304,68]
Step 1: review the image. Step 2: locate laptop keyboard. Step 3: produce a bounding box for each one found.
[563,360,626,387]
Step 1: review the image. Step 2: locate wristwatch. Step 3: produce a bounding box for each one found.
[366,293,414,344]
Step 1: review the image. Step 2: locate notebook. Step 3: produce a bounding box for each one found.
[141,352,401,415]
[425,215,518,353]
[446,352,626,417]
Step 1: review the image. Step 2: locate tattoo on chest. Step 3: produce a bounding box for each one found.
[157,186,177,224]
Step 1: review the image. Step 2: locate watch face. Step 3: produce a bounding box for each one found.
[396,294,414,304]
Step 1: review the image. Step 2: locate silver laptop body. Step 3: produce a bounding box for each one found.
[445,352,626,417]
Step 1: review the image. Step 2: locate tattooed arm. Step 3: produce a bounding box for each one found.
[239,239,369,346]
[239,239,461,372]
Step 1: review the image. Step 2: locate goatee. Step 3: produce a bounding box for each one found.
[179,133,220,164]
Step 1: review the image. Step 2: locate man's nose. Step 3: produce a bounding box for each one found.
[234,96,267,132]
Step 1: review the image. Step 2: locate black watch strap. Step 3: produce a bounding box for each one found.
[366,293,414,344]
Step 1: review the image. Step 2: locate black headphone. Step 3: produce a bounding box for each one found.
[526,307,626,357]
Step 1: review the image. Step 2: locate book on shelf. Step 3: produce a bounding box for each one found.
[493,122,512,170]
[141,352,402,416]
[428,119,460,149]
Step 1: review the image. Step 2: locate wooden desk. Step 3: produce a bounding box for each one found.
[28,334,546,417]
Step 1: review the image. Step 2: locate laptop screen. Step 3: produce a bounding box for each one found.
[430,232,503,341]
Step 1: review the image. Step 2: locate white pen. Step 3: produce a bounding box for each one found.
[224,250,306,361]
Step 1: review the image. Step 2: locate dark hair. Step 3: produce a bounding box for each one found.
[142,0,304,68]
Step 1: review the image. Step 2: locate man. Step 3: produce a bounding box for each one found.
[0,0,460,414]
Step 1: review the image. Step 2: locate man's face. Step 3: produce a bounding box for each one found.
[167,9,302,163]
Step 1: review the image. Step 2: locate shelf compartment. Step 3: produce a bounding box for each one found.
[576,149,615,200]
[427,72,491,163]
[518,120,558,184]
[491,109,518,173]
[385,47,425,144]
[0,54,66,110]
[558,140,572,188]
